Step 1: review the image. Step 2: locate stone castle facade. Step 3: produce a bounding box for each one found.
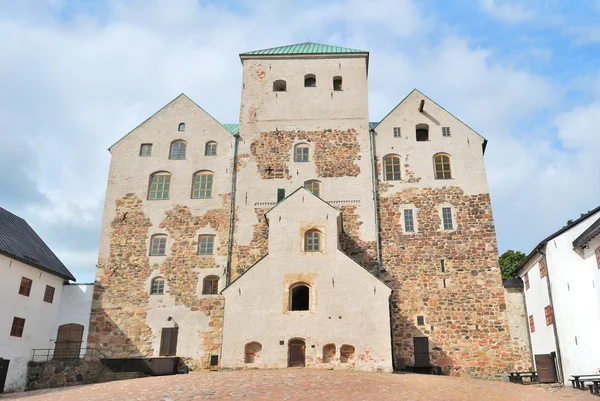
[88,43,530,378]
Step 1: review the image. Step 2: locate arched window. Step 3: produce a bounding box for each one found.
[434,153,452,179]
[340,344,355,363]
[294,144,309,162]
[383,155,401,181]
[150,277,165,295]
[198,234,215,255]
[178,123,185,131]
[304,180,320,197]
[416,123,429,141]
[273,80,287,92]
[333,76,342,91]
[244,342,262,363]
[169,140,187,160]
[202,275,219,295]
[148,172,171,200]
[204,141,217,156]
[305,229,321,252]
[323,344,336,363]
[192,171,214,199]
[304,74,316,87]
[290,283,309,311]
[150,234,167,256]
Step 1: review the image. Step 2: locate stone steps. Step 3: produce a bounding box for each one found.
[98,371,148,383]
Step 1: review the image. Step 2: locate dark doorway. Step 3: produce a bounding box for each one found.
[413,337,430,367]
[535,354,558,383]
[54,323,84,359]
[0,358,9,393]
[288,339,306,367]
[159,327,179,356]
[290,285,309,311]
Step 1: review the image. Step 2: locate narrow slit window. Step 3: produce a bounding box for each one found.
[140,144,153,156]
[148,173,171,200]
[404,209,415,232]
[434,153,452,179]
[192,172,213,199]
[150,235,167,256]
[305,230,321,252]
[383,155,401,181]
[198,235,215,255]
[442,207,453,230]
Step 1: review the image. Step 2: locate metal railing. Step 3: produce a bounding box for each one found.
[31,346,109,362]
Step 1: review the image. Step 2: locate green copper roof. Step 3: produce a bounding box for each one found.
[222,123,239,136]
[242,42,367,56]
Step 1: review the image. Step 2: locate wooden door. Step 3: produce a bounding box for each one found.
[54,324,84,359]
[413,337,430,367]
[159,327,179,356]
[535,354,557,383]
[0,358,9,393]
[288,340,305,367]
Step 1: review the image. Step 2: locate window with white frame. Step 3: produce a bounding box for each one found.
[442,207,453,230]
[393,127,401,138]
[442,127,451,137]
[198,235,215,255]
[404,209,415,232]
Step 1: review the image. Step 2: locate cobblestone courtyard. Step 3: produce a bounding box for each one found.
[1,370,590,401]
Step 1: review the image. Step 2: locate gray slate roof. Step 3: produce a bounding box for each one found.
[0,207,75,281]
[573,216,600,249]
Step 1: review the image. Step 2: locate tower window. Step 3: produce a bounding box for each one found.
[205,141,217,156]
[273,80,287,92]
[442,127,451,137]
[404,209,415,232]
[294,144,309,162]
[178,123,185,131]
[305,229,321,252]
[434,153,452,179]
[148,172,171,200]
[192,171,213,199]
[203,276,219,295]
[333,76,342,91]
[393,127,401,138]
[417,316,425,326]
[383,155,401,181]
[150,235,167,256]
[442,207,454,230]
[140,144,153,156]
[169,140,187,160]
[150,277,165,295]
[416,124,429,141]
[198,235,215,255]
[304,74,316,87]
[290,284,309,311]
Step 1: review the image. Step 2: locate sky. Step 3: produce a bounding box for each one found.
[1,0,599,283]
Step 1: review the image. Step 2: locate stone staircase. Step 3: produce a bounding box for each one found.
[97,371,148,383]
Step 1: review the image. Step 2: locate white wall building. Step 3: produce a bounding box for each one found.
[516,206,600,383]
[0,207,93,392]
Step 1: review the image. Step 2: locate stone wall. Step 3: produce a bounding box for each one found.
[26,359,104,390]
[503,286,533,372]
[378,186,523,379]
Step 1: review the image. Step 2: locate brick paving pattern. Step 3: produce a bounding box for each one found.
[1,370,590,401]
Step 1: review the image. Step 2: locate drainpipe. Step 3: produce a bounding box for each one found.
[369,129,383,279]
[225,135,239,286]
[538,249,564,384]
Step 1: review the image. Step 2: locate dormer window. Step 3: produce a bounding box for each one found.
[333,76,342,91]
[304,74,316,87]
[273,80,287,92]
[178,123,185,131]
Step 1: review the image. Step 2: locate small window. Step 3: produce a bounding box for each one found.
[417,316,425,326]
[304,74,316,87]
[544,305,553,326]
[340,345,355,363]
[140,144,153,156]
[290,284,309,311]
[192,172,213,199]
[442,127,451,137]
[304,180,320,197]
[442,207,453,230]
[277,188,285,203]
[416,124,429,141]
[404,209,415,232]
[205,141,217,156]
[19,277,32,296]
[150,277,165,295]
[529,315,535,333]
[273,80,287,92]
[539,259,547,278]
[169,140,187,160]
[178,123,185,131]
[10,317,25,337]
[148,172,171,200]
[524,272,530,290]
[383,155,401,181]
[203,275,219,295]
[150,235,167,256]
[198,235,215,255]
[434,153,452,180]
[305,230,321,252]
[294,144,309,162]
[43,285,55,303]
[333,76,342,91]
[393,127,401,138]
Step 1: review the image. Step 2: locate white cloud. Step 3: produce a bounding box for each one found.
[480,0,534,23]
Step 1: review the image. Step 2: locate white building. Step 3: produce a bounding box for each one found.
[0,207,94,392]
[516,206,600,383]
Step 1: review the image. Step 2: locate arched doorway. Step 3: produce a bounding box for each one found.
[288,339,306,367]
[54,323,84,359]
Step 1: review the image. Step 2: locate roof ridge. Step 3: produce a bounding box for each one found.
[241,42,367,56]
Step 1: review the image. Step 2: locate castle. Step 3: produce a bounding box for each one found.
[89,42,528,378]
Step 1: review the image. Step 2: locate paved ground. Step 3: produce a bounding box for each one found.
[0,370,592,401]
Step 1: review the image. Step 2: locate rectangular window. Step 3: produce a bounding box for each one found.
[150,236,167,256]
[403,209,415,232]
[294,146,309,162]
[140,144,152,156]
[595,246,600,269]
[19,277,32,296]
[199,235,215,255]
[442,127,451,137]
[393,127,401,138]
[529,315,535,333]
[524,272,530,290]
[10,317,25,337]
[442,207,453,230]
[148,174,171,200]
[539,259,546,278]
[417,316,425,326]
[43,285,55,303]
[544,305,553,326]
[192,173,213,199]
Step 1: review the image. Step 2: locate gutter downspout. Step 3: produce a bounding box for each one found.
[538,249,564,385]
[225,135,239,287]
[369,129,383,279]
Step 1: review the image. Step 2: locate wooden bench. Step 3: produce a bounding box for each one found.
[571,375,600,390]
[508,371,538,384]
[586,379,600,396]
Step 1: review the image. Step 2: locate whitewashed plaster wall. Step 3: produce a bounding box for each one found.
[55,284,94,350]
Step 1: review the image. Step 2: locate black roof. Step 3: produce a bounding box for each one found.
[0,207,75,281]
[502,278,524,289]
[517,205,600,274]
[573,216,600,249]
